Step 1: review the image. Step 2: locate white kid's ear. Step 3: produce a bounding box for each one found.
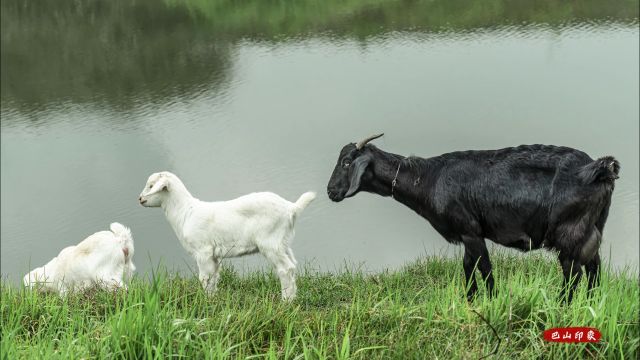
[147,177,169,195]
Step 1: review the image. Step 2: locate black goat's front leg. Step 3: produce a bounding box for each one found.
[462,236,490,301]
[559,255,583,303]
[476,245,496,298]
[585,253,601,294]
[463,248,479,301]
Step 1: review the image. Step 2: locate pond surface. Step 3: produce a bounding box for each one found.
[2,0,638,282]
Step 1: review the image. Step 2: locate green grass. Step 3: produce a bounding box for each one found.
[1,253,638,359]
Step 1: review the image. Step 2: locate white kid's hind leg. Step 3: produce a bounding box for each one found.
[261,245,297,301]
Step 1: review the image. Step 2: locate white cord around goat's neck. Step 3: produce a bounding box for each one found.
[391,159,403,199]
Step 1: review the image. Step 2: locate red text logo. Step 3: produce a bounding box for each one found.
[543,327,601,343]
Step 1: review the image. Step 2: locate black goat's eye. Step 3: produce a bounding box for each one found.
[342,159,351,168]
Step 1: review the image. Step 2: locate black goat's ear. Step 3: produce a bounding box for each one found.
[345,155,371,197]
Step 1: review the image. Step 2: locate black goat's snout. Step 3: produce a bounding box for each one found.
[327,188,339,200]
[327,187,344,202]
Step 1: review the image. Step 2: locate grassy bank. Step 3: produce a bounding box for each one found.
[1,253,638,359]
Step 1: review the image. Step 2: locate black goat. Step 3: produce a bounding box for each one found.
[327,134,620,302]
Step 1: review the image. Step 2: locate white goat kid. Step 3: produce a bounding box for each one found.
[139,171,315,301]
[23,223,135,295]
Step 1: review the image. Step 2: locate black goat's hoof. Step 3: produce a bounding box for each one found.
[557,293,573,305]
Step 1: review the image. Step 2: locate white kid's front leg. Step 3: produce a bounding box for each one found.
[196,254,220,295]
[107,277,126,292]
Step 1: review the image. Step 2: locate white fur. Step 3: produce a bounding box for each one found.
[139,171,315,301]
[23,223,136,295]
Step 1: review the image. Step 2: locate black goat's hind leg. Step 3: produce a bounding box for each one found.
[585,253,601,295]
[582,229,602,296]
[559,255,583,303]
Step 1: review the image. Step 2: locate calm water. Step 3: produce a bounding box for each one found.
[2,0,638,282]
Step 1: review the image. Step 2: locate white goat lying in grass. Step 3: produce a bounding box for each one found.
[139,171,315,301]
[23,223,135,295]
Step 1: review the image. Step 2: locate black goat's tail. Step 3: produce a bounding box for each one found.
[578,156,620,184]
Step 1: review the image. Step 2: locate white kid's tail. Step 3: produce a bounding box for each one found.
[294,191,316,213]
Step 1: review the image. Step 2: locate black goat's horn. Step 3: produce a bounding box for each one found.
[356,133,384,149]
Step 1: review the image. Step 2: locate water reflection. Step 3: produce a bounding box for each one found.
[2,0,638,111]
[1,0,232,112]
